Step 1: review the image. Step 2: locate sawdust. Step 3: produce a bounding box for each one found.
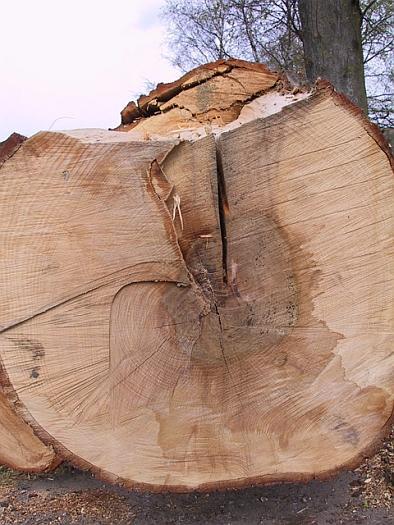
[0,486,135,524]
[351,426,393,509]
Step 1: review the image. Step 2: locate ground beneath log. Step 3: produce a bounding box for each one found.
[0,430,392,525]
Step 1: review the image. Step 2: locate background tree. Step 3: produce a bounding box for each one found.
[361,0,393,126]
[162,0,393,126]
[298,0,368,113]
[162,1,304,74]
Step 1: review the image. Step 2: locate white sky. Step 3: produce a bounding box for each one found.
[0,0,180,141]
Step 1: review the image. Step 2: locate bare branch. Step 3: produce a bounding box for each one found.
[364,39,394,63]
[362,0,379,19]
[162,0,392,123]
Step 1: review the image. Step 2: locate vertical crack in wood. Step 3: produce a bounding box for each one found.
[215,140,229,285]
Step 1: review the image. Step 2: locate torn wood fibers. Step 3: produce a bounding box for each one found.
[0,59,392,491]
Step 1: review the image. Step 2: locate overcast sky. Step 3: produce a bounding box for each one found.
[0,0,179,141]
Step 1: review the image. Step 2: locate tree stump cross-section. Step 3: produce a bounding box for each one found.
[0,63,392,491]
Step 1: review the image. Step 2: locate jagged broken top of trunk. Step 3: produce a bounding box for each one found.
[116,58,308,138]
[0,60,392,492]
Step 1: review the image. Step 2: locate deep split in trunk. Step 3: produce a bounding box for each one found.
[0,60,392,491]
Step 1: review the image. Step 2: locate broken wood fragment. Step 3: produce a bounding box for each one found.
[117,59,281,135]
[0,132,26,168]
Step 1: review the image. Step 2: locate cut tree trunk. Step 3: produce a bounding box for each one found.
[0,61,392,491]
[0,133,58,472]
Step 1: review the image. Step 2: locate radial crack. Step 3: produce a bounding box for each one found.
[215,140,229,284]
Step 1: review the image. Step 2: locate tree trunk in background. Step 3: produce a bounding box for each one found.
[298,0,368,113]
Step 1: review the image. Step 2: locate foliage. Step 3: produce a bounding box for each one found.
[361,0,394,126]
[162,0,393,126]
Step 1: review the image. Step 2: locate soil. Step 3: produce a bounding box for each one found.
[0,429,392,525]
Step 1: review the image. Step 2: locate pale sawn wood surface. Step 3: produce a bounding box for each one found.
[0,80,392,491]
[0,133,58,471]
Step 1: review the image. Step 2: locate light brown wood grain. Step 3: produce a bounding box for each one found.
[0,65,392,491]
[0,133,58,472]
